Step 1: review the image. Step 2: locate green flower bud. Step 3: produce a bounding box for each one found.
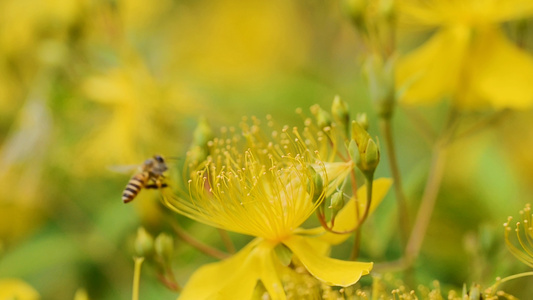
[350,121,380,176]
[363,54,396,120]
[331,95,350,136]
[348,139,362,169]
[192,117,214,148]
[187,145,208,166]
[330,191,345,219]
[307,165,324,204]
[342,0,368,33]
[311,104,332,130]
[155,233,174,263]
[355,113,369,131]
[364,139,380,170]
[135,227,154,258]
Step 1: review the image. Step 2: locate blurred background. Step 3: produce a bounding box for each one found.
[1,0,533,299]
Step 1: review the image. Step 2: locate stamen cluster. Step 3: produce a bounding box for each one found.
[504,204,533,267]
[164,116,327,242]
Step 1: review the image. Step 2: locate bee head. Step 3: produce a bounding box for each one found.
[154,155,165,163]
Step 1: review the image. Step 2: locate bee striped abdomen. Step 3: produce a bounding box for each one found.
[122,172,149,203]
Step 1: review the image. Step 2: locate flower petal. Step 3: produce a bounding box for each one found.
[0,279,39,300]
[397,26,470,105]
[460,28,533,110]
[257,242,287,300]
[283,235,372,287]
[178,239,261,300]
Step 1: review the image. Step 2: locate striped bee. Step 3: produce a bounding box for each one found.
[122,155,168,203]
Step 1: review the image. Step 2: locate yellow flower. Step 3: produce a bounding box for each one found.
[0,279,39,300]
[77,53,197,174]
[397,0,533,109]
[164,118,391,299]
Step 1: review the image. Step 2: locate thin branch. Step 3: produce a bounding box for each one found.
[171,221,230,260]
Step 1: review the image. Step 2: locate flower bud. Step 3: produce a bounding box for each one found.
[155,233,174,264]
[134,227,154,258]
[330,191,345,219]
[378,0,396,24]
[307,165,324,204]
[363,54,395,120]
[342,0,368,33]
[187,145,209,167]
[192,117,214,148]
[311,104,332,130]
[350,121,380,176]
[355,113,368,131]
[331,95,350,136]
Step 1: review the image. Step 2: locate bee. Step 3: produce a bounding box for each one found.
[122,155,168,203]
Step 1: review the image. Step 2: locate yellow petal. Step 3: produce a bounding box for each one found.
[256,242,286,300]
[460,27,533,110]
[178,240,260,300]
[0,279,39,300]
[397,25,470,105]
[283,235,372,287]
[303,178,392,245]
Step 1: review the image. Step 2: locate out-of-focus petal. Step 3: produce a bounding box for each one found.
[283,235,372,287]
[485,0,533,23]
[397,25,470,105]
[178,239,260,300]
[459,28,533,110]
[0,279,39,300]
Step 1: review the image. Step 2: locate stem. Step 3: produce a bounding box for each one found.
[351,173,374,260]
[404,142,447,264]
[171,221,230,260]
[379,118,410,248]
[217,228,236,254]
[351,227,362,260]
[453,109,509,142]
[132,257,144,300]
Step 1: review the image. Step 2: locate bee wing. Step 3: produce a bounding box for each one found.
[107,164,142,174]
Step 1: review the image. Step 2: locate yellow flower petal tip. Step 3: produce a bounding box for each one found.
[284,236,373,287]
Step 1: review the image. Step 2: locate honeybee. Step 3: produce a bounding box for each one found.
[122,155,168,203]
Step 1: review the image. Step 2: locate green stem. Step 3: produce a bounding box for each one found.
[404,108,457,266]
[379,118,410,248]
[405,141,447,264]
[217,228,236,254]
[132,257,144,300]
[171,221,230,260]
[351,227,362,260]
[350,173,374,260]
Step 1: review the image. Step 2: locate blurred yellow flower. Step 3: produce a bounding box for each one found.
[167,0,310,85]
[77,54,196,174]
[164,119,389,299]
[0,100,51,242]
[397,0,533,109]
[0,279,39,300]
